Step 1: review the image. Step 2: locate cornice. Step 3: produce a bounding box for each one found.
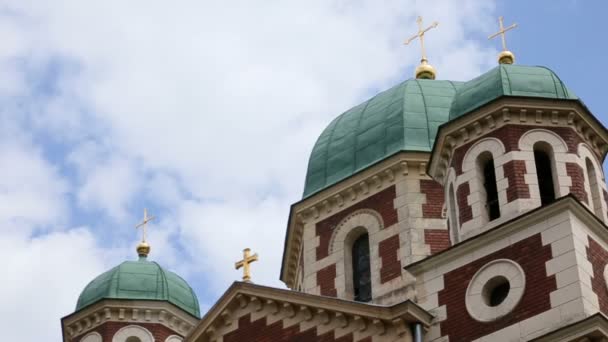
[529,313,608,341]
[428,98,608,184]
[61,299,199,341]
[187,281,433,342]
[281,151,432,288]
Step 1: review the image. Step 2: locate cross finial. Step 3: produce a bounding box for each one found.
[404,16,439,79]
[235,248,258,282]
[135,208,155,257]
[488,16,518,64]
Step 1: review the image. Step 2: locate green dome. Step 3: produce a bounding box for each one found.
[303,79,463,198]
[449,64,578,120]
[76,257,200,317]
[303,65,578,198]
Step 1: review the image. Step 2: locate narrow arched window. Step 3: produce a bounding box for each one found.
[534,142,556,206]
[479,152,500,221]
[448,184,459,244]
[586,158,603,217]
[352,233,371,302]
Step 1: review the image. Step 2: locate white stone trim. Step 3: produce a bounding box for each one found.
[164,335,183,342]
[445,168,460,244]
[465,259,525,322]
[80,332,102,342]
[579,143,608,223]
[519,129,571,198]
[518,128,568,153]
[112,325,154,342]
[328,209,383,301]
[459,138,507,235]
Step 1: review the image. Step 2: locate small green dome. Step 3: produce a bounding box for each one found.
[449,64,578,120]
[303,79,463,198]
[76,257,200,317]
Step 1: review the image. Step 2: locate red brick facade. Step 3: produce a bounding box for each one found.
[450,125,584,176]
[317,264,337,297]
[224,314,372,342]
[315,186,398,260]
[424,229,451,254]
[421,179,445,219]
[503,160,530,202]
[379,235,401,283]
[566,163,588,204]
[70,321,181,342]
[457,183,473,224]
[437,233,556,341]
[586,237,608,315]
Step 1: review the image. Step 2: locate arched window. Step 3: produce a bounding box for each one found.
[448,184,459,244]
[479,152,500,221]
[586,158,603,217]
[534,142,556,206]
[352,233,371,302]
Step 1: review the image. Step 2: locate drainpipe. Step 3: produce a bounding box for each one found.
[411,322,423,342]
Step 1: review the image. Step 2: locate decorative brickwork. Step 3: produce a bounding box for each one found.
[457,183,473,224]
[437,233,556,341]
[71,322,181,342]
[424,229,451,254]
[378,235,401,283]
[317,264,337,297]
[421,179,445,219]
[315,186,398,260]
[224,314,370,342]
[566,162,588,204]
[503,160,530,202]
[451,125,584,175]
[586,237,608,315]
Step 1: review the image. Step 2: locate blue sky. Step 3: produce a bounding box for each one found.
[0,1,605,340]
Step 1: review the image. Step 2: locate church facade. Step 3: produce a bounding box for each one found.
[61,23,608,342]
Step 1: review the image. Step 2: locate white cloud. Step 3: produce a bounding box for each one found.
[0,0,500,339]
[0,228,117,341]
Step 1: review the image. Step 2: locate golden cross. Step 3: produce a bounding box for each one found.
[404,16,439,62]
[235,248,258,282]
[135,208,155,243]
[488,16,517,51]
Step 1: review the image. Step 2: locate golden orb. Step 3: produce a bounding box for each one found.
[498,50,515,65]
[136,241,151,257]
[415,59,436,80]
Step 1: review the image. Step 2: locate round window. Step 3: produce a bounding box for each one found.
[465,259,525,322]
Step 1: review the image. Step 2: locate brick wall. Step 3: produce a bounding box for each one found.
[317,264,337,297]
[457,183,473,224]
[451,125,584,176]
[224,314,371,342]
[70,321,181,342]
[315,186,398,260]
[424,229,451,254]
[378,235,401,283]
[503,160,530,202]
[586,237,608,315]
[566,163,588,204]
[437,233,556,341]
[421,179,445,218]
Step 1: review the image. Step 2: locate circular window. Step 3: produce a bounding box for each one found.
[465,259,525,322]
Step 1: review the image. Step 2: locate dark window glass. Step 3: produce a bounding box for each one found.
[534,149,556,205]
[483,158,500,220]
[352,234,371,302]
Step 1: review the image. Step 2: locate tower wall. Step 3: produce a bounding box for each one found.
[432,103,608,243]
[293,154,448,305]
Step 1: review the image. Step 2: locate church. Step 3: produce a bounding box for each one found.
[60,17,608,342]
